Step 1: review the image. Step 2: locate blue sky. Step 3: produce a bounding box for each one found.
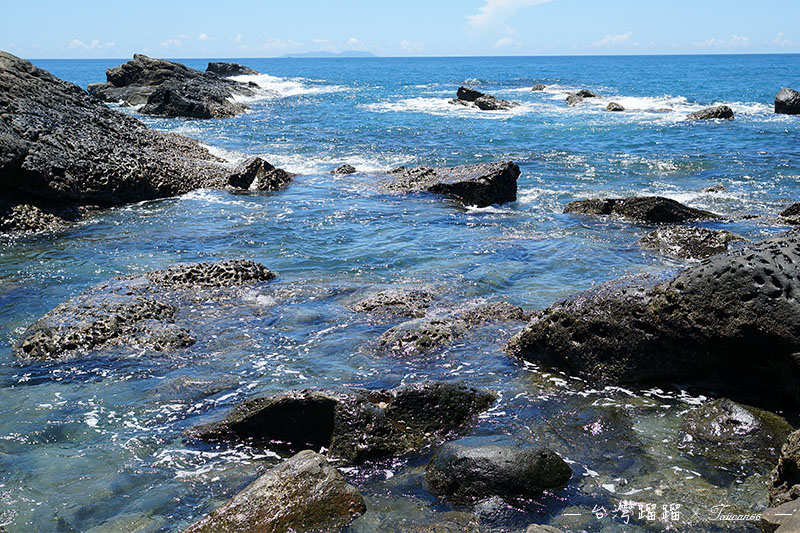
[4,0,800,58]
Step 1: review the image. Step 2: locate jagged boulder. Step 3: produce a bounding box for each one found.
[227,157,295,191]
[775,88,800,115]
[206,61,259,77]
[564,196,720,223]
[451,86,519,111]
[331,164,357,175]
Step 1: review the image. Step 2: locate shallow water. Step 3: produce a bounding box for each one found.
[1,54,799,531]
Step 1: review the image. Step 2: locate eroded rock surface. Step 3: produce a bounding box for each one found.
[564,196,720,223]
[206,61,259,77]
[638,225,744,259]
[227,157,296,191]
[686,105,734,120]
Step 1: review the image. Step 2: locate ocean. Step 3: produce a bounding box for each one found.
[1,54,798,531]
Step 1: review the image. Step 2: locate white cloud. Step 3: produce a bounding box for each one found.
[494,36,514,48]
[69,39,115,50]
[592,31,632,48]
[197,33,214,41]
[773,32,794,47]
[696,34,751,48]
[229,34,243,43]
[346,37,367,51]
[400,40,424,53]
[160,38,182,49]
[467,0,554,29]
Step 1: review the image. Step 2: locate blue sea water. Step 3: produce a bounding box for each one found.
[0,54,799,531]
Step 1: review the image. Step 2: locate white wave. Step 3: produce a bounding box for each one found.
[229,73,347,102]
[363,97,536,120]
[246,151,415,175]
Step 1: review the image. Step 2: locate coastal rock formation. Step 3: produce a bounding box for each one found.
[0,51,227,233]
[686,105,734,120]
[506,230,800,404]
[780,202,800,225]
[351,288,436,318]
[17,260,274,360]
[606,102,624,111]
[770,429,800,506]
[531,84,546,91]
[566,89,597,106]
[88,54,255,118]
[384,161,520,207]
[206,61,259,77]
[425,436,571,502]
[332,164,357,175]
[564,196,720,223]
[762,499,800,533]
[775,88,800,115]
[184,450,366,533]
[189,382,495,464]
[638,225,744,259]
[227,157,296,191]
[449,86,519,111]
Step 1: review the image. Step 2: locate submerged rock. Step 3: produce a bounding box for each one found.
[450,86,519,111]
[383,161,520,207]
[606,102,624,111]
[403,512,484,533]
[686,105,734,120]
[351,288,436,318]
[564,196,720,223]
[227,157,296,191]
[425,436,571,502]
[188,382,495,464]
[526,525,564,533]
[206,61,259,77]
[770,429,800,506]
[775,88,800,115]
[184,450,365,533]
[17,260,274,360]
[0,51,227,233]
[531,84,547,91]
[506,230,800,404]
[638,225,744,259]
[331,164,357,175]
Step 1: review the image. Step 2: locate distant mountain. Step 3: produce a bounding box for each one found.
[280,50,377,58]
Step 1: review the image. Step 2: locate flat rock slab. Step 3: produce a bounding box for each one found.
[564,196,721,223]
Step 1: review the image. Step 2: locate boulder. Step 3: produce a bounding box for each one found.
[638,225,744,259]
[770,429,800,506]
[451,86,519,111]
[188,382,496,464]
[0,51,227,233]
[686,105,734,120]
[227,157,295,191]
[206,61,259,77]
[456,86,484,102]
[331,164,357,175]
[775,88,800,115]
[576,89,597,98]
[565,94,584,106]
[531,84,547,91]
[184,450,365,533]
[17,260,274,360]
[701,184,726,193]
[140,79,247,119]
[351,288,436,318]
[781,203,800,227]
[606,102,624,111]
[383,161,520,207]
[564,196,721,223]
[425,436,571,502]
[506,230,800,404]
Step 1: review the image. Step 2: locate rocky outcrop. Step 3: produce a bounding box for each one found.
[88,54,255,118]
[0,51,228,233]
[606,102,624,111]
[686,105,734,120]
[351,288,436,318]
[188,382,495,464]
[564,196,720,223]
[227,157,295,191]
[425,436,571,502]
[638,225,744,259]
[780,202,800,225]
[770,430,800,506]
[531,84,546,91]
[775,88,800,115]
[762,499,800,533]
[184,450,365,533]
[566,90,597,106]
[16,260,274,360]
[506,231,800,404]
[383,161,520,207]
[206,61,259,77]
[449,86,519,111]
[331,164,357,175]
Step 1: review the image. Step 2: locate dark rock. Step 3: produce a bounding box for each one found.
[227,157,295,191]
[638,225,745,259]
[775,88,800,115]
[531,84,546,91]
[781,203,800,218]
[17,260,274,360]
[140,79,247,119]
[762,499,800,533]
[686,105,734,120]
[474,95,518,111]
[770,429,800,506]
[702,185,726,193]
[331,164,357,175]
[456,86,484,102]
[506,231,800,404]
[565,94,584,106]
[188,382,495,464]
[0,51,227,233]
[184,450,365,533]
[384,161,519,207]
[576,89,597,98]
[351,288,436,318]
[425,436,571,502]
[206,61,259,77]
[564,196,721,223]
[606,102,624,111]
[403,512,484,533]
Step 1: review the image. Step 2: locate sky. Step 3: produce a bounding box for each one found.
[3,0,800,59]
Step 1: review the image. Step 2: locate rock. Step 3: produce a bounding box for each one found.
[565,94,584,106]
[506,230,800,404]
[227,157,295,191]
[762,499,800,533]
[0,51,227,234]
[638,225,745,259]
[17,260,274,360]
[782,203,800,219]
[331,164,357,175]
[606,102,624,111]
[526,525,563,533]
[564,196,721,223]
[702,184,726,193]
[206,61,259,77]
[88,54,254,118]
[456,86,484,102]
[351,288,436,318]
[403,512,484,533]
[775,88,800,115]
[188,382,496,464]
[576,89,597,98]
[425,436,571,502]
[383,161,519,208]
[770,430,800,506]
[531,84,547,91]
[474,95,518,111]
[184,450,365,533]
[686,105,734,120]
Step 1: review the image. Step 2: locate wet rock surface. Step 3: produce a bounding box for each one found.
[206,61,259,77]
[449,86,519,111]
[184,450,366,533]
[606,102,624,111]
[402,512,485,533]
[506,231,800,404]
[564,196,721,223]
[383,161,520,207]
[227,157,296,191]
[638,225,745,259]
[332,164,357,175]
[686,105,734,120]
[531,84,546,91]
[0,51,228,233]
[188,382,496,464]
[351,288,436,318]
[775,87,800,115]
[762,498,800,533]
[17,259,274,360]
[770,429,800,506]
[425,436,572,502]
